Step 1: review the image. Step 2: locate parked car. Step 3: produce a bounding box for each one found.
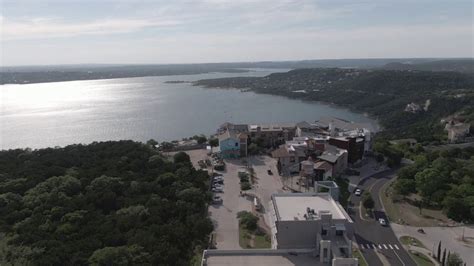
[212,184,224,190]
[267,169,273,175]
[212,196,223,204]
[354,188,362,196]
[379,218,387,226]
[213,180,224,185]
[212,187,223,193]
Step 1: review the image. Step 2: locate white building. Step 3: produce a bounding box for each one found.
[268,193,356,265]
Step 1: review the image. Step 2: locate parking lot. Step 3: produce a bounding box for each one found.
[181,150,288,249]
[208,159,252,249]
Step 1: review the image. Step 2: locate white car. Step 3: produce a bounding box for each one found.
[212,187,223,193]
[379,218,387,226]
[213,176,224,181]
[354,189,362,196]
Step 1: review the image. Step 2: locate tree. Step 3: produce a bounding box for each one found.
[208,138,219,148]
[173,151,190,164]
[88,245,151,265]
[248,143,259,155]
[415,168,444,204]
[146,139,158,148]
[237,211,258,230]
[362,192,375,210]
[437,241,441,261]
[393,179,416,196]
[442,249,447,266]
[447,252,463,266]
[194,135,207,145]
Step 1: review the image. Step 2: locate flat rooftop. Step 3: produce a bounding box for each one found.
[273,193,347,221]
[205,254,320,266]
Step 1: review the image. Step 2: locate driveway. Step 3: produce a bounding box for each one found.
[248,155,285,212]
[208,159,252,249]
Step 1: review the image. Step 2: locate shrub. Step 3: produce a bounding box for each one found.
[237,211,258,230]
[241,182,251,191]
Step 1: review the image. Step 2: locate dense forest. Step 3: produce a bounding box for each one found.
[0,141,212,265]
[195,68,474,143]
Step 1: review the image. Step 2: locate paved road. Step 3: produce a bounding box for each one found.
[349,170,416,266]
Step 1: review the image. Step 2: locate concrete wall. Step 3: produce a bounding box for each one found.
[275,218,353,250]
[276,220,321,249]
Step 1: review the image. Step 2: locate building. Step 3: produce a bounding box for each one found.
[248,123,297,148]
[269,193,355,265]
[296,121,329,138]
[445,122,471,143]
[317,146,348,177]
[314,161,333,181]
[217,122,249,135]
[272,141,308,175]
[218,130,248,158]
[328,136,364,164]
[404,102,422,113]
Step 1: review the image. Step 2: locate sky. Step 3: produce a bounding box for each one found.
[0,0,473,66]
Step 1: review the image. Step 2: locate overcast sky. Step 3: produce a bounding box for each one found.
[0,0,473,66]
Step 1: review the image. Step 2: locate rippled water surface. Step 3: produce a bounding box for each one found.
[1,69,376,149]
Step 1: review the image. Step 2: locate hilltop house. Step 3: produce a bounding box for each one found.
[445,121,471,143]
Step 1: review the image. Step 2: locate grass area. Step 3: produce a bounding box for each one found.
[380,179,450,226]
[253,233,271,248]
[360,204,373,220]
[190,250,203,266]
[352,248,368,266]
[400,236,426,249]
[409,250,435,266]
[238,224,271,249]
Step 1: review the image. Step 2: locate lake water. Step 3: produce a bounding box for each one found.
[0,69,376,150]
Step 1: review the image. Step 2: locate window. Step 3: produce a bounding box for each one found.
[323,248,328,258]
[290,157,295,163]
[235,142,238,147]
[336,230,343,236]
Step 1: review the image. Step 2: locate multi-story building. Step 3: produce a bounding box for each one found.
[218,130,248,158]
[271,140,308,175]
[328,136,364,164]
[269,193,355,264]
[317,145,348,177]
[248,123,297,148]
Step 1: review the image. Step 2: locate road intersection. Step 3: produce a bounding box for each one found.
[349,169,416,266]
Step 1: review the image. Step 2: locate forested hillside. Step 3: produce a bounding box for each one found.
[0,141,212,265]
[195,69,474,143]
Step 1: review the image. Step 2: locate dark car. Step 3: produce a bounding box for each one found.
[267,169,273,175]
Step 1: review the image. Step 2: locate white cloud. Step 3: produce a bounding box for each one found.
[1,17,180,40]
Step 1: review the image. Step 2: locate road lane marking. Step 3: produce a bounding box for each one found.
[394,244,399,250]
[383,244,388,249]
[393,249,406,266]
[378,244,383,249]
[389,244,393,249]
[371,244,377,250]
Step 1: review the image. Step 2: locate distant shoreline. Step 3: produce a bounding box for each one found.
[0,69,250,85]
